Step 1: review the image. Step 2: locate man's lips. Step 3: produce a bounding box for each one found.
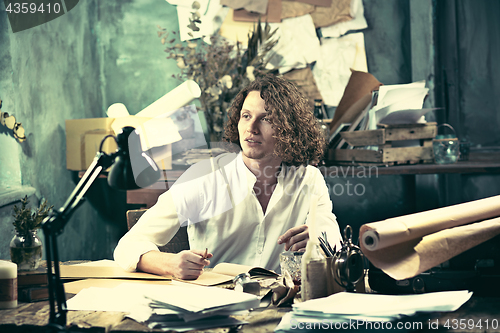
[245,138,261,144]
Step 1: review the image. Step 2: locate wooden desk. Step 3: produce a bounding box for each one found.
[0,301,285,332]
[2,294,500,332]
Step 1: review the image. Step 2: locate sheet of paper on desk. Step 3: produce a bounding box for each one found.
[66,284,149,313]
[141,283,259,315]
[293,290,472,316]
[67,282,258,331]
[275,290,473,332]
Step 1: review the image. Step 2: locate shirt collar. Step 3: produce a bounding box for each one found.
[236,152,285,187]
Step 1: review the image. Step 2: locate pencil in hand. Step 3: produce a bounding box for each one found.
[202,248,208,259]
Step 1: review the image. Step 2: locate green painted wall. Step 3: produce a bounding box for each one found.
[0,0,183,260]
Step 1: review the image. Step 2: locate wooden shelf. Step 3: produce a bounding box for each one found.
[77,160,500,209]
[321,160,500,176]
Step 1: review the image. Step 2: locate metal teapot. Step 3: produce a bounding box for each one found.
[333,225,365,292]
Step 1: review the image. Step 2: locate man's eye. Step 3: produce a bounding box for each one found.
[262,117,271,122]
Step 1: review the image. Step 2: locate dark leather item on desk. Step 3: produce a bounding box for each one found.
[368,266,478,294]
[368,236,500,296]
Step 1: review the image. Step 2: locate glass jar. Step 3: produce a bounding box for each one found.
[280,251,304,286]
[433,124,460,164]
[10,230,43,271]
[433,135,459,164]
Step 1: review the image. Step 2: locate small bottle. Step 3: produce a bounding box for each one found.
[301,195,328,301]
[314,99,330,141]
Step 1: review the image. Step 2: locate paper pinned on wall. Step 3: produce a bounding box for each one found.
[320,0,368,38]
[312,32,367,107]
[265,14,321,74]
[218,9,255,47]
[220,0,268,15]
[232,0,282,23]
[166,0,228,42]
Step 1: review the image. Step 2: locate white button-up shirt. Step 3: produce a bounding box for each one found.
[114,152,342,273]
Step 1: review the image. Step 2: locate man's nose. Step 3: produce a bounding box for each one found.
[247,119,258,133]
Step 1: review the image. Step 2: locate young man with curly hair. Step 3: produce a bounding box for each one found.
[114,75,342,279]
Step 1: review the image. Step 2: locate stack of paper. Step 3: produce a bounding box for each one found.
[67,282,260,332]
[365,81,436,130]
[275,290,472,332]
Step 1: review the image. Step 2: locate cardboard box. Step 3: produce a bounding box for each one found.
[65,118,175,171]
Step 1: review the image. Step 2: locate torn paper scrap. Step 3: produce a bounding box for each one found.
[321,0,367,38]
[265,14,320,74]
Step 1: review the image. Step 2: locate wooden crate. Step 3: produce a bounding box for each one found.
[328,123,437,165]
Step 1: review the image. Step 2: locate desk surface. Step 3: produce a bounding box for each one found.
[2,292,500,332]
[0,301,287,332]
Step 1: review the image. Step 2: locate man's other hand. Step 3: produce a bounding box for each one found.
[277,225,309,251]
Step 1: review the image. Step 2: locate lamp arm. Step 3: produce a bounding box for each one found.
[41,151,115,330]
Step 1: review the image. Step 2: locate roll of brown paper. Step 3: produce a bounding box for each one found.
[359,195,500,280]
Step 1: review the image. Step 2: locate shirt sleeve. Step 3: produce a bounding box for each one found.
[310,167,343,252]
[113,190,185,271]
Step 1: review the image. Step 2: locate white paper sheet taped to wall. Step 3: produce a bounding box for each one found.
[360,195,500,280]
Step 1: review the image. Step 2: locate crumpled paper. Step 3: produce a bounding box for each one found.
[270,271,300,307]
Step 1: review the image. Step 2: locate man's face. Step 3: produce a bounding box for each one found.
[238,90,278,162]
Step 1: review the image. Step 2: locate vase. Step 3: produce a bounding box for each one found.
[10,230,43,271]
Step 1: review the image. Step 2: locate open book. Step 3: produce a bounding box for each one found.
[180,262,279,286]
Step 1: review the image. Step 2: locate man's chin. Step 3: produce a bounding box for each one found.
[242,150,266,160]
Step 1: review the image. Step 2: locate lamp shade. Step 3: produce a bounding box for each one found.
[108,126,161,190]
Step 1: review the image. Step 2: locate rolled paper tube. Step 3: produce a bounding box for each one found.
[360,194,500,251]
[363,216,500,280]
[0,260,17,309]
[107,103,130,118]
[361,229,379,251]
[135,80,201,119]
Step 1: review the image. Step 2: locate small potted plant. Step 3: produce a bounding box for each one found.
[10,195,53,271]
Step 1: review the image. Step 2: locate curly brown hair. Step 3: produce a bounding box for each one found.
[224,74,326,166]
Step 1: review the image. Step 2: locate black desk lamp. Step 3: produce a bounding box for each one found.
[41,126,161,331]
